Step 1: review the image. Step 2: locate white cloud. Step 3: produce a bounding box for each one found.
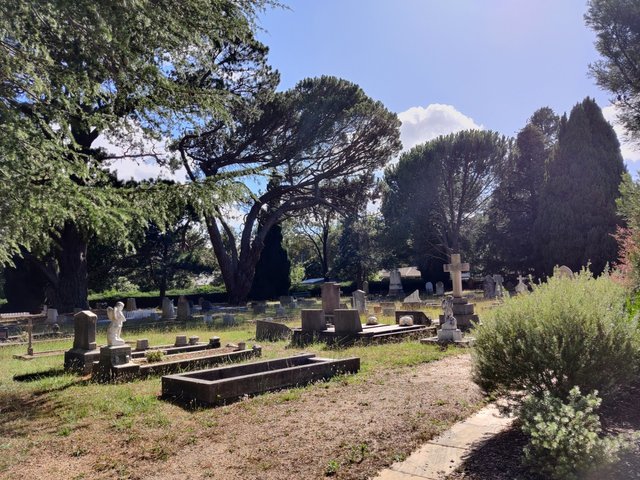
[398,103,483,152]
[601,104,640,164]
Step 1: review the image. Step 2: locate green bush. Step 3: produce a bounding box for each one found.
[520,386,624,479]
[145,351,164,363]
[472,270,639,401]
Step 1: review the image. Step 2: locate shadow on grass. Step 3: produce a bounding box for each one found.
[13,367,67,382]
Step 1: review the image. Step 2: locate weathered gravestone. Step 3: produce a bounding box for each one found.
[425,282,434,296]
[388,268,404,297]
[279,296,294,307]
[333,309,363,334]
[162,297,175,320]
[555,265,575,279]
[483,274,496,299]
[380,301,396,317]
[177,298,191,321]
[440,254,479,330]
[255,319,292,341]
[301,309,326,332]
[435,281,445,296]
[223,314,237,326]
[321,282,341,315]
[493,274,505,299]
[515,274,528,294]
[64,310,100,374]
[252,301,267,315]
[403,289,422,308]
[125,297,137,312]
[352,290,367,314]
[274,306,286,317]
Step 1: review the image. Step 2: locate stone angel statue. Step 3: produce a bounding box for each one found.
[441,295,457,328]
[106,301,127,346]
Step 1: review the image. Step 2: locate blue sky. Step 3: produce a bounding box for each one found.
[256,0,640,168]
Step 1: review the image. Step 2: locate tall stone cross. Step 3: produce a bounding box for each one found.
[443,253,470,298]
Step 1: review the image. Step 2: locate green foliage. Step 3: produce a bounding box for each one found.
[520,387,626,479]
[587,0,640,138]
[472,270,639,400]
[145,351,164,363]
[333,214,383,285]
[325,459,340,476]
[250,224,291,300]
[535,97,625,276]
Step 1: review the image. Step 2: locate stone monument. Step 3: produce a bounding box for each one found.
[435,281,445,296]
[437,296,463,342]
[483,274,496,299]
[388,268,404,297]
[125,297,137,312]
[352,290,367,313]
[440,254,478,330]
[177,297,191,321]
[106,302,127,346]
[493,274,505,299]
[515,274,528,294]
[403,289,421,304]
[425,282,434,295]
[321,282,341,316]
[555,265,575,279]
[333,309,363,334]
[64,310,100,374]
[301,309,326,332]
[161,297,175,320]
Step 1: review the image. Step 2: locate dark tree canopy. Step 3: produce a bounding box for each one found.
[182,76,401,303]
[0,0,277,311]
[535,97,626,275]
[586,0,640,139]
[381,130,509,274]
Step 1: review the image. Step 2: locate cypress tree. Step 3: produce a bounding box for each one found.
[249,224,291,301]
[535,97,626,275]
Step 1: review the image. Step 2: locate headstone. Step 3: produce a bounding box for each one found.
[403,290,421,304]
[279,296,294,307]
[256,319,292,341]
[223,313,237,326]
[275,306,286,317]
[380,301,395,317]
[125,297,137,312]
[93,344,133,382]
[515,274,528,294]
[366,316,378,325]
[189,336,200,345]
[201,299,214,311]
[388,268,404,297]
[301,309,326,332]
[483,274,496,299]
[252,302,267,315]
[437,296,463,342]
[161,297,175,320]
[435,281,445,296]
[177,298,191,321]
[352,290,367,313]
[321,282,341,315]
[333,309,363,334]
[64,310,100,374]
[555,265,575,279]
[425,282,434,295]
[493,274,505,298]
[362,281,370,295]
[175,335,188,347]
[441,254,479,329]
[203,312,213,323]
[135,339,149,351]
[46,308,58,324]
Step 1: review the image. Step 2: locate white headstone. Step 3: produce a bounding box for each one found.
[352,290,367,313]
[388,268,404,296]
[403,289,421,304]
[515,275,528,294]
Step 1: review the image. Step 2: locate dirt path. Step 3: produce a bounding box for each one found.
[3,354,483,480]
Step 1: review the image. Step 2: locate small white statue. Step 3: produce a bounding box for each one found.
[441,296,456,328]
[107,301,127,346]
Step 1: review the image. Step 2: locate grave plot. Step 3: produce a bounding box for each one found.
[291,309,433,346]
[161,353,360,406]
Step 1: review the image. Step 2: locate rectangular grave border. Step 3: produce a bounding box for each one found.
[161,353,360,406]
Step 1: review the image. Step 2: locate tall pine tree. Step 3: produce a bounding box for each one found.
[535,97,625,275]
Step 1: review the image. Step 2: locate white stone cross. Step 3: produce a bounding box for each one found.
[443,253,470,298]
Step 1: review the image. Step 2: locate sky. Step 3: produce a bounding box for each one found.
[256,0,640,168]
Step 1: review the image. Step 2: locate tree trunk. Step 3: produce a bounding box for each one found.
[50,223,89,313]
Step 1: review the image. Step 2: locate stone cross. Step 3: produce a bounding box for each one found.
[443,254,469,298]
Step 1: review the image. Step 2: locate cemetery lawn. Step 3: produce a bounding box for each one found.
[0,322,484,480]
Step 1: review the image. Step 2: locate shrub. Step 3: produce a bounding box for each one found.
[472,270,639,401]
[520,387,624,479]
[145,351,164,363]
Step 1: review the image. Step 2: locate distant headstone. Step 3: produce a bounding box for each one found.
[64,310,100,374]
[321,282,341,315]
[46,308,58,324]
[135,339,149,351]
[301,309,326,332]
[333,309,363,334]
[362,281,370,295]
[223,313,237,326]
[256,319,292,341]
[201,299,214,311]
[380,301,395,317]
[403,289,421,304]
[177,298,191,321]
[483,274,496,299]
[515,274,528,294]
[175,335,188,347]
[493,274,505,298]
[279,296,294,307]
[425,282,434,295]
[555,265,575,279]
[252,302,267,315]
[352,290,367,313]
[125,298,137,312]
[435,281,445,296]
[161,297,175,320]
[388,268,404,297]
[275,306,286,317]
[189,336,200,345]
